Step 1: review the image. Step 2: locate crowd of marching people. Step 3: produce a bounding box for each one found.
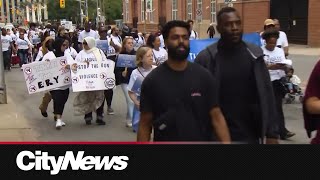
[3,7,320,144]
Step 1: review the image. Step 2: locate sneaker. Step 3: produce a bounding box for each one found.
[107,107,115,115]
[61,121,66,126]
[56,119,63,130]
[126,120,132,128]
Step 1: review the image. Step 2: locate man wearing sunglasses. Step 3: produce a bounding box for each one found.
[78,21,99,51]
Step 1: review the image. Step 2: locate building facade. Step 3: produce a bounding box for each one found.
[123,0,270,38]
[0,0,48,24]
[123,0,320,47]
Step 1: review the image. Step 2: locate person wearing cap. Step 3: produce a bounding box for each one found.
[261,28,295,140]
[260,19,276,46]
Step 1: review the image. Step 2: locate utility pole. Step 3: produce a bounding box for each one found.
[0,35,7,104]
[85,0,88,21]
[143,0,146,33]
[79,0,83,26]
[96,0,99,27]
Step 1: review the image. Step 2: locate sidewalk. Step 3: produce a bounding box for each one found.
[0,95,38,141]
[289,44,320,56]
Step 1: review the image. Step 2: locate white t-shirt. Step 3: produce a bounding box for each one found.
[128,65,157,96]
[277,31,289,48]
[1,35,13,52]
[152,47,168,64]
[28,30,40,45]
[42,51,74,90]
[10,33,17,42]
[16,37,32,50]
[78,30,99,43]
[133,35,145,51]
[35,47,43,61]
[110,35,122,48]
[262,46,289,81]
[107,29,112,36]
[159,34,165,48]
[190,30,198,40]
[65,47,78,59]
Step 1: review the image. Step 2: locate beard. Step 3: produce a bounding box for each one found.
[167,44,190,61]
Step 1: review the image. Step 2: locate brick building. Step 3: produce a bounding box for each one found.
[123,0,320,46]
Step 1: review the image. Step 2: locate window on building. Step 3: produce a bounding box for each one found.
[197,0,202,23]
[172,0,178,20]
[211,0,216,23]
[145,0,154,22]
[125,1,129,22]
[141,0,145,22]
[186,0,192,20]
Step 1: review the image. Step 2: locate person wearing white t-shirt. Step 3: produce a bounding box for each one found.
[187,20,199,40]
[110,27,122,53]
[1,28,15,70]
[10,28,18,42]
[131,28,145,51]
[78,22,99,50]
[157,25,165,48]
[45,38,74,130]
[273,19,289,57]
[146,34,168,66]
[15,31,33,67]
[35,36,54,62]
[64,38,78,59]
[261,29,295,140]
[260,19,289,57]
[73,37,115,126]
[128,47,157,132]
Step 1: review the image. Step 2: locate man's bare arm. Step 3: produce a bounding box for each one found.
[210,107,231,144]
[137,112,153,142]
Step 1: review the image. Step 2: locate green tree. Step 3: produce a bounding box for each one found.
[46,0,123,25]
[47,0,80,22]
[101,0,123,24]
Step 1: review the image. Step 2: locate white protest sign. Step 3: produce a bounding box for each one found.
[22,57,72,94]
[71,60,116,92]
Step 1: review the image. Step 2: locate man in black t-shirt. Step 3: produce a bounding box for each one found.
[138,20,231,142]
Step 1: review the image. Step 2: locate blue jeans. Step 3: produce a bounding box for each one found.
[120,83,134,121]
[132,96,140,132]
[18,49,28,67]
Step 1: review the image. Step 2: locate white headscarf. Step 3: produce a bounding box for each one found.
[84,37,102,62]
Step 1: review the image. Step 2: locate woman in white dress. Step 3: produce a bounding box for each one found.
[73,37,115,125]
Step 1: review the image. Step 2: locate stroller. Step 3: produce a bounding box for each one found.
[281,66,304,104]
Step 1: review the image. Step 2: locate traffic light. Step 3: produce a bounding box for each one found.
[60,0,65,9]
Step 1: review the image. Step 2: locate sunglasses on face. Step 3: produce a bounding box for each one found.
[83,42,87,45]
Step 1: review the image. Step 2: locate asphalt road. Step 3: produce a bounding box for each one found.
[3,54,319,143]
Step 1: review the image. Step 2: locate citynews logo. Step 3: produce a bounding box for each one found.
[16,151,129,175]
